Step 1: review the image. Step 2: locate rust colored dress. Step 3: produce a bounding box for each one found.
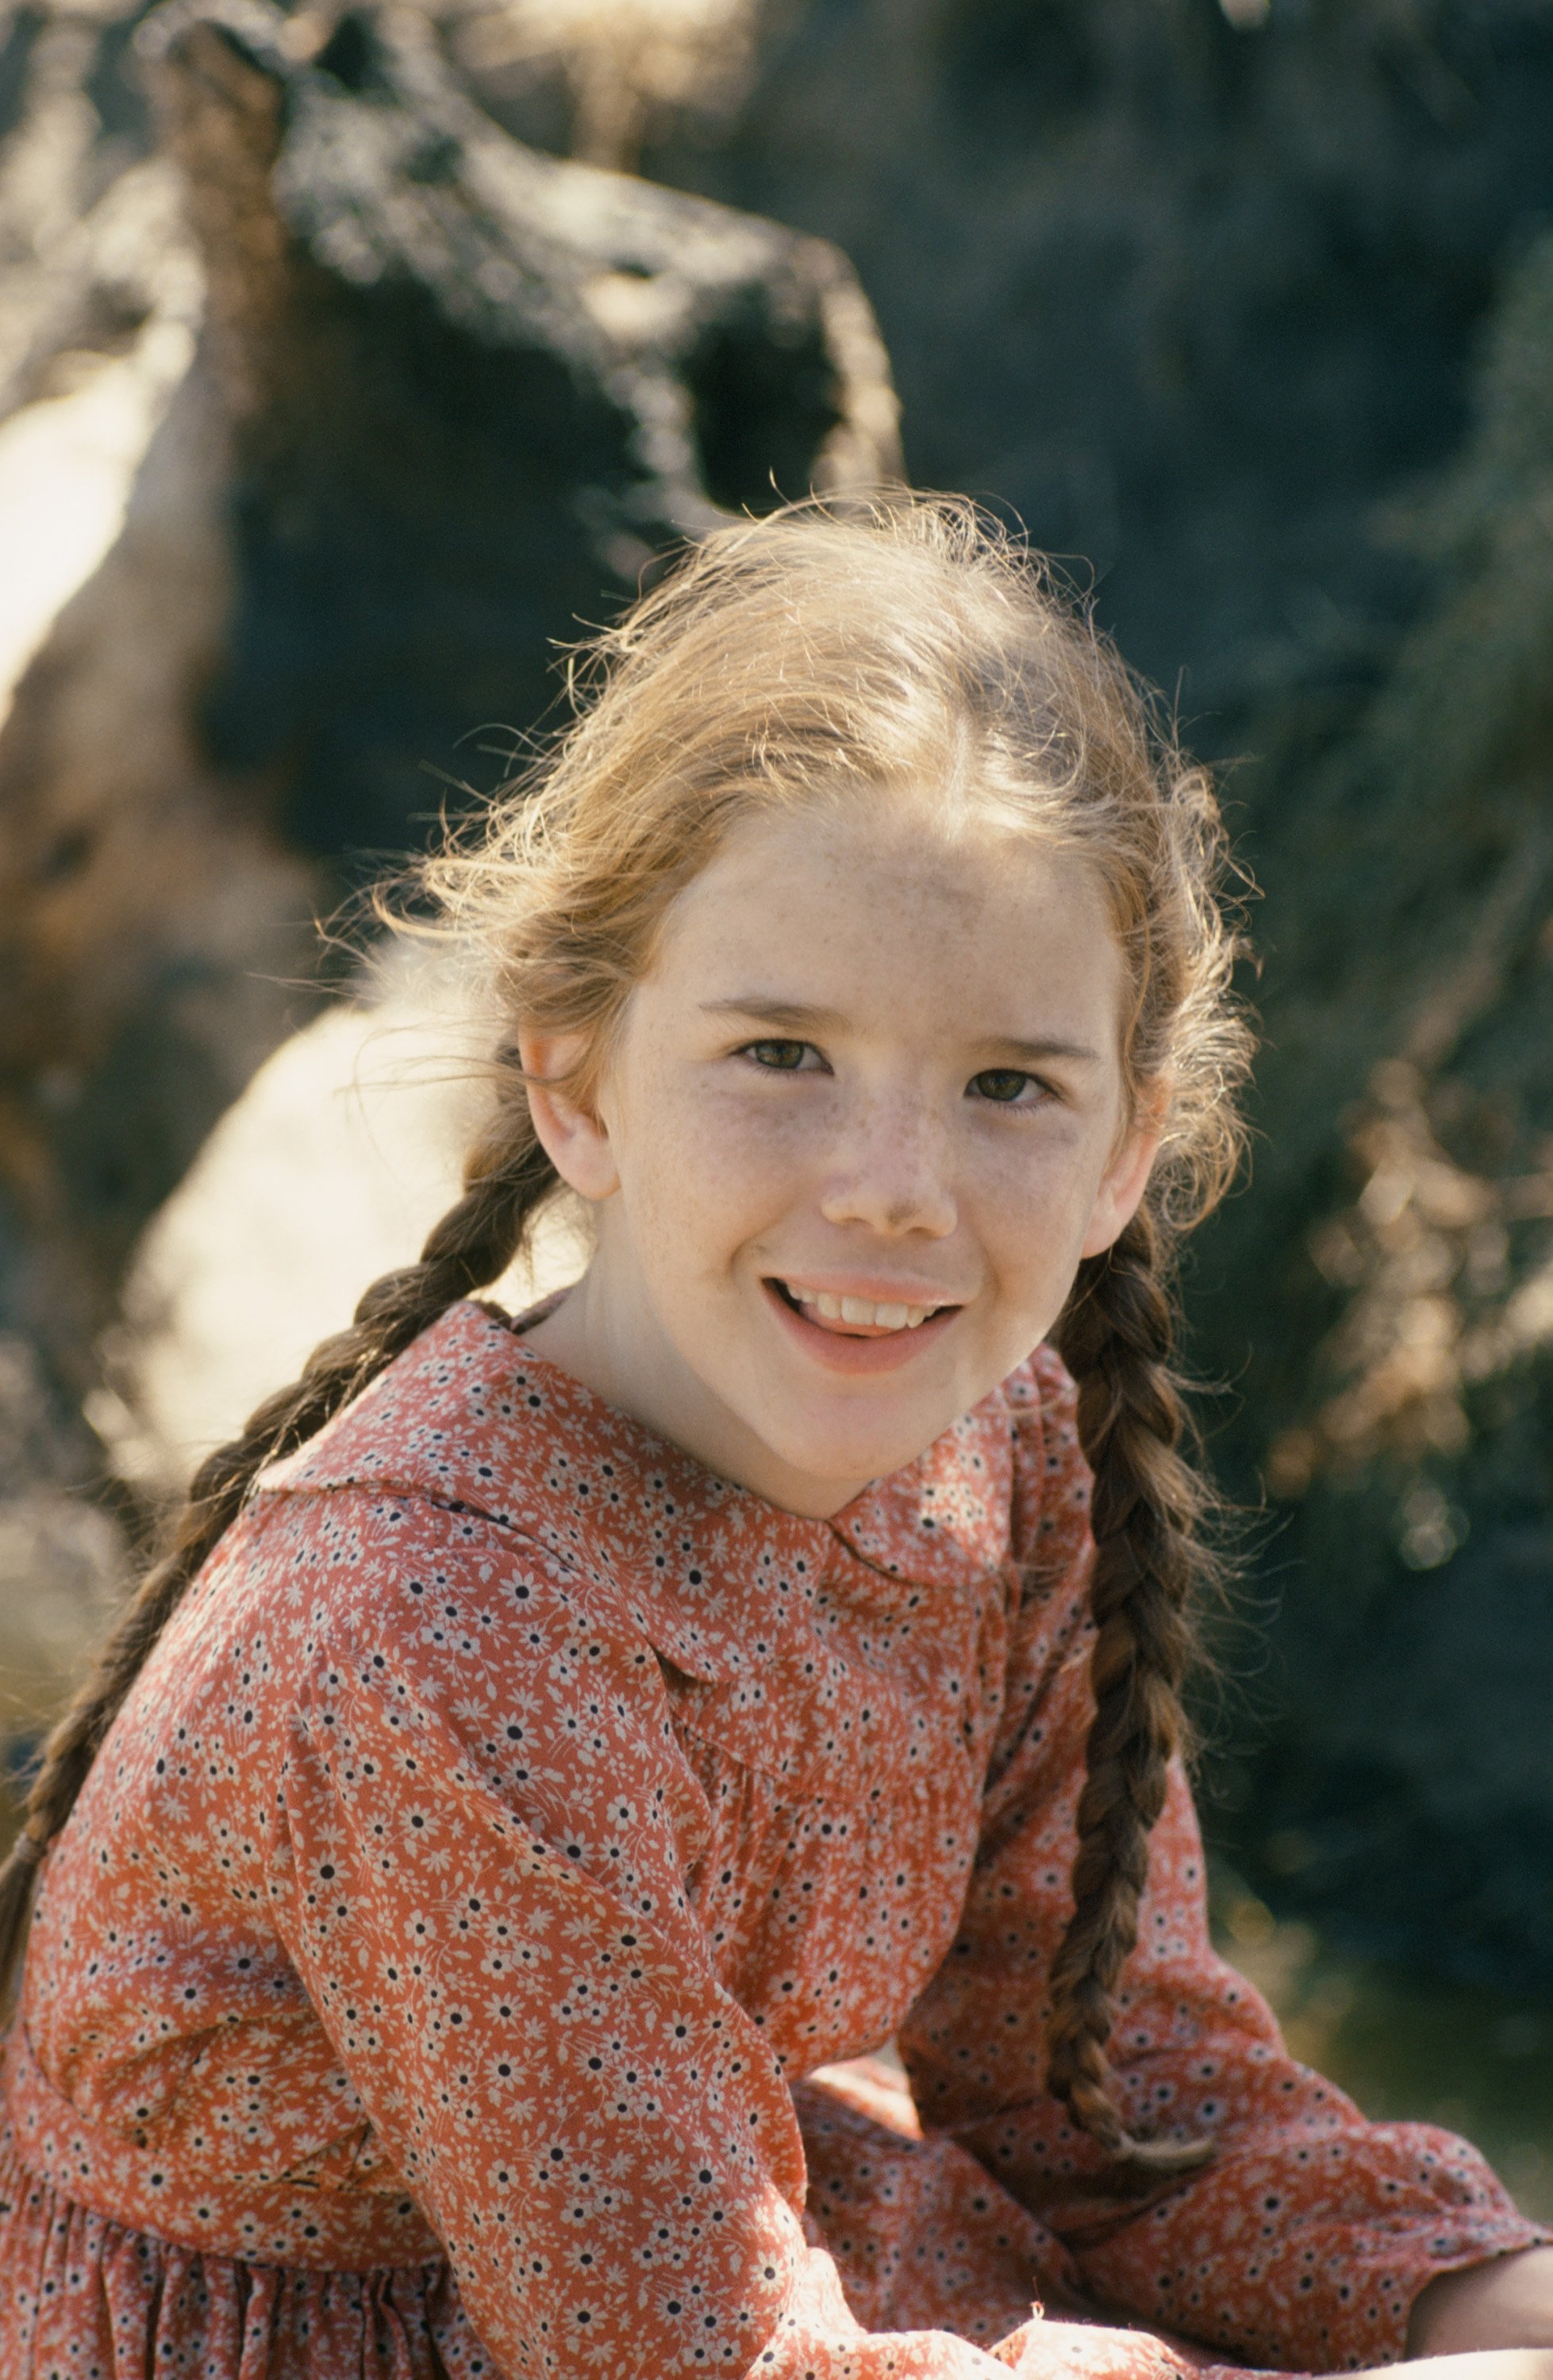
[0,1303,1539,2379]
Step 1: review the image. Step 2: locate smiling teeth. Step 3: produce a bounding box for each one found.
[794,1289,936,1330]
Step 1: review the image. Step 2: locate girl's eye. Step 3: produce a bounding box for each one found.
[742,1038,817,1072]
[969,1067,1045,1106]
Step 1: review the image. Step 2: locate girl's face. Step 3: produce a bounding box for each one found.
[521,796,1159,1518]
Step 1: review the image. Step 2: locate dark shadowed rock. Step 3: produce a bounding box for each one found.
[643,0,1553,745]
[140,0,898,860]
[1186,225,1553,1987]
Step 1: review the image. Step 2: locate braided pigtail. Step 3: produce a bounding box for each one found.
[0,1125,559,2004]
[1046,1207,1217,2182]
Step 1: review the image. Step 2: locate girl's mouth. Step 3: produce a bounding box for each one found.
[763,1276,963,1372]
[771,1279,942,1333]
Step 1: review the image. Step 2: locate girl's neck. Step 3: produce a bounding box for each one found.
[518,1267,876,1521]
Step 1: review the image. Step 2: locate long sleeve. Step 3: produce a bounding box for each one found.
[898,1357,1545,2374]
[33,1297,1500,2380]
[261,1483,1137,2380]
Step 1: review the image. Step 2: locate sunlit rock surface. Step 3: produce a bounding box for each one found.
[94,947,585,1500]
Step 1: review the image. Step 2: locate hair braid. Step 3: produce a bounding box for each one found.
[0,1127,559,2004]
[1046,1207,1217,2182]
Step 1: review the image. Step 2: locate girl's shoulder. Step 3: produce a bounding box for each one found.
[252,1298,562,1518]
[243,1299,832,1687]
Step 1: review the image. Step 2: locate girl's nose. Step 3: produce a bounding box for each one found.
[817,1104,958,1239]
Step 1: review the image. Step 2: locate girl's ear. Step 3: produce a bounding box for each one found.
[1080,1092,1166,1260]
[519,1029,621,1202]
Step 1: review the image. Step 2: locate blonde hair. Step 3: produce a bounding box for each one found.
[432,495,1245,1225]
[2,495,1250,2178]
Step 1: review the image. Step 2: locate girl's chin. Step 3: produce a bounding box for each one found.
[750,1395,952,1500]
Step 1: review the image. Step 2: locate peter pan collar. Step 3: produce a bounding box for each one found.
[256,1300,1014,1623]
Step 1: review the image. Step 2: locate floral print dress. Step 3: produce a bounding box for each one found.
[0,1302,1539,2380]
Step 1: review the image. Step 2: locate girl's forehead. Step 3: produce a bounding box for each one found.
[673,793,1109,941]
[644,796,1126,1037]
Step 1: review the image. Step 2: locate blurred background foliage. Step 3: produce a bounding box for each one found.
[0,0,1551,2208]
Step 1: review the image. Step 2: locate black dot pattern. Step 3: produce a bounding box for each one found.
[0,1305,1538,2378]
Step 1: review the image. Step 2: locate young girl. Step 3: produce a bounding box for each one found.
[0,497,1547,2380]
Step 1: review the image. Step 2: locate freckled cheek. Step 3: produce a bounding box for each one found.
[961,1137,1106,1288]
[623,1091,817,1273]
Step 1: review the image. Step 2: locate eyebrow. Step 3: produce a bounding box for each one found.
[702,996,847,1031]
[704,998,1102,1067]
[974,1035,1104,1068]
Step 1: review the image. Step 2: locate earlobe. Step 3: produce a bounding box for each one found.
[518,1028,620,1203]
[1080,1122,1162,1259]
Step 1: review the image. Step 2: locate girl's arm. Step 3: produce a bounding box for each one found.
[898,1363,1548,2376]
[1411,2253,1553,2355]
[901,1724,1543,2371]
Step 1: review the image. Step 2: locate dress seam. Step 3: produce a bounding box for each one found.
[0,2129,450,2278]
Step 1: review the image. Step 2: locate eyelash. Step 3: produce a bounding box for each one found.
[739,1043,1054,1107]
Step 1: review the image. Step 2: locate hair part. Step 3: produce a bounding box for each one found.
[0,496,1251,2182]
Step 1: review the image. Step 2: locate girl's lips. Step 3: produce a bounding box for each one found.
[760,1277,961,1375]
